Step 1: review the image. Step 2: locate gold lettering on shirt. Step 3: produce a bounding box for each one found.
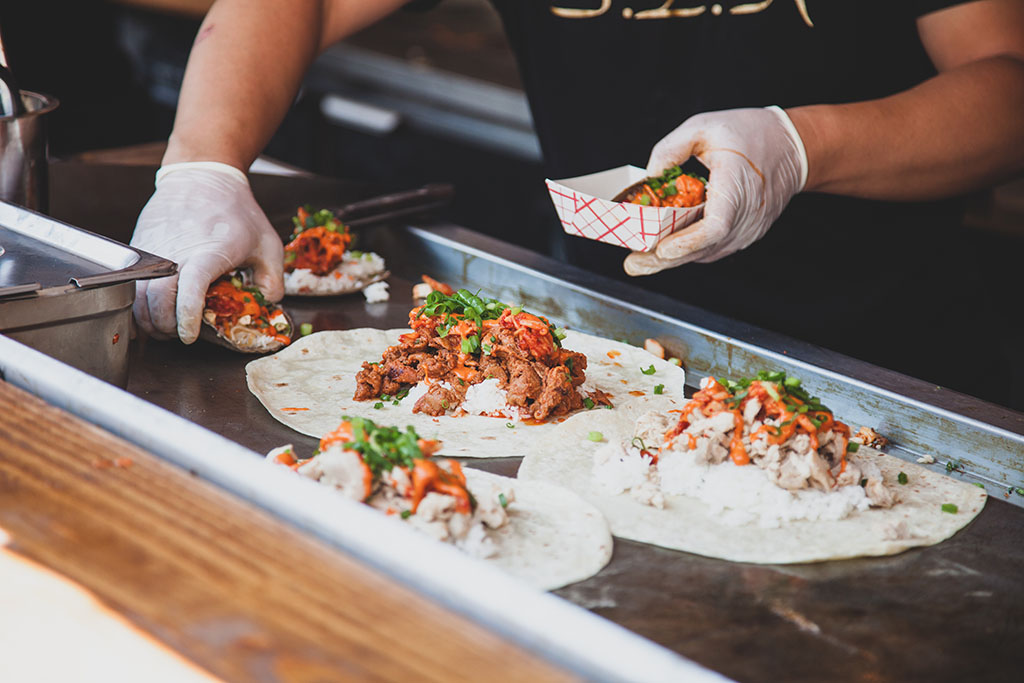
[634,1,707,19]
[730,1,813,27]
[551,1,813,27]
[550,0,612,18]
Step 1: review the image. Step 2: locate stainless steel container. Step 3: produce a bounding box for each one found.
[0,201,175,386]
[0,91,59,212]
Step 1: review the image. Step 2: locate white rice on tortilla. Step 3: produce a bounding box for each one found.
[284,251,387,296]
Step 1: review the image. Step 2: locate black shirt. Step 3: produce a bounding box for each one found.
[449,1,1000,399]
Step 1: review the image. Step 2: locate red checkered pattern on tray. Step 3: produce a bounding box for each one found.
[546,180,698,253]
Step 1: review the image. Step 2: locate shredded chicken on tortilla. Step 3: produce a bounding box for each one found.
[635,372,896,508]
[268,417,513,557]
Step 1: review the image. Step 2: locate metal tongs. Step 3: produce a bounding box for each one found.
[332,183,455,229]
[0,24,25,118]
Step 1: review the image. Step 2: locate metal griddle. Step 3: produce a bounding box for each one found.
[47,162,1024,682]
[121,224,1024,683]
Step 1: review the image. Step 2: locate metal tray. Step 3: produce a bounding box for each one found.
[0,201,175,385]
[376,225,1023,498]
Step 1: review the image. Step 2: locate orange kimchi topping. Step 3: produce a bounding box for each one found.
[204,278,291,345]
[666,373,851,469]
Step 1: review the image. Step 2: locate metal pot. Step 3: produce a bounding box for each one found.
[0,90,59,213]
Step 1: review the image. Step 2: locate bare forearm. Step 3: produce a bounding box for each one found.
[789,55,1024,200]
[163,0,406,169]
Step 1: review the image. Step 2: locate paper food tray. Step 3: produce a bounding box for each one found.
[546,165,703,253]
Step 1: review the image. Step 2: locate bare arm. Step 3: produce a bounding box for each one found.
[163,0,410,170]
[788,0,1024,201]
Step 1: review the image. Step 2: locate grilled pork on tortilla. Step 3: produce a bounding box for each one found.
[354,289,613,421]
[519,371,987,564]
[267,416,612,590]
[246,300,686,458]
[201,273,292,354]
[283,206,388,296]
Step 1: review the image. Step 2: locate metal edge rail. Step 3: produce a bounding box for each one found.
[386,224,1024,503]
[0,334,730,683]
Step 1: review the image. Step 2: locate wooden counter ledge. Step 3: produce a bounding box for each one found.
[0,379,574,682]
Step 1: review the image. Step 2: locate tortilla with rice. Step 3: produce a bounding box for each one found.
[518,373,987,564]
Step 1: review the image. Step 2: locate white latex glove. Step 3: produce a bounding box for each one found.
[130,162,284,343]
[624,106,808,276]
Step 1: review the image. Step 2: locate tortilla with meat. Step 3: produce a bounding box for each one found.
[518,374,987,564]
[246,328,685,458]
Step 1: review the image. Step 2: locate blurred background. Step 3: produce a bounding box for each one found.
[2,0,1022,406]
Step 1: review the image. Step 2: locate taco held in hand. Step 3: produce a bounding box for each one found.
[354,289,613,420]
[614,165,707,208]
[202,273,292,353]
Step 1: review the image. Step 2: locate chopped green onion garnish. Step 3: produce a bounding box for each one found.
[300,322,313,337]
[668,357,682,366]
[583,397,595,410]
[373,402,383,409]
[1017,487,1024,496]
[653,384,665,394]
[587,431,603,442]
[941,503,959,514]
[400,510,412,519]
[498,492,508,508]
[973,483,985,489]
[641,364,656,375]
[506,422,515,429]
[897,472,908,485]
[847,442,860,453]
[637,194,651,206]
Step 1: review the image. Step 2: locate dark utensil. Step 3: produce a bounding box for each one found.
[331,182,455,228]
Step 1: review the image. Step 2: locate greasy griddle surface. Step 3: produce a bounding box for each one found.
[127,273,1024,683]
[54,161,1022,682]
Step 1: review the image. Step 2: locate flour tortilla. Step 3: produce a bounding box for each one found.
[246,328,685,457]
[518,424,987,564]
[464,468,612,590]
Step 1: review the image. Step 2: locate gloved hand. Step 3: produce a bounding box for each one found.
[624,106,808,276]
[130,162,284,343]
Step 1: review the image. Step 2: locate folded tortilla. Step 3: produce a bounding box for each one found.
[246,328,685,458]
[518,422,988,564]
